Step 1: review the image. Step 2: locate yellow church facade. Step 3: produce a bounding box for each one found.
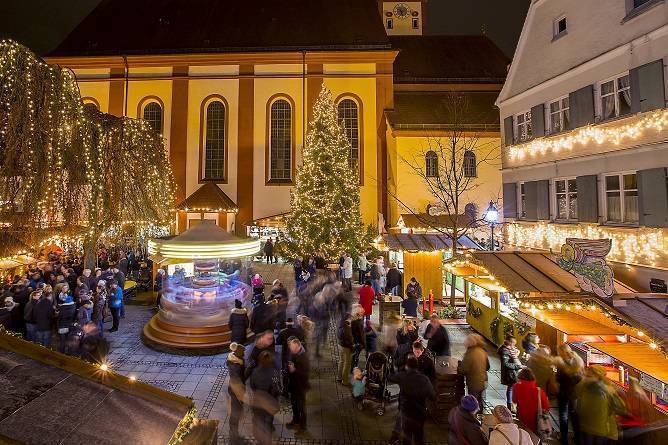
[45,0,508,236]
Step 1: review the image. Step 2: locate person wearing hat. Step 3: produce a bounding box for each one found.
[448,395,487,445]
[0,296,17,331]
[276,318,306,371]
[575,365,626,444]
[23,290,42,341]
[489,405,532,444]
[385,262,403,297]
[228,299,250,344]
[77,291,94,327]
[227,342,246,443]
[56,290,76,353]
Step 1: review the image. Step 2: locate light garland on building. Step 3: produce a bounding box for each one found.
[505,221,667,269]
[508,109,668,161]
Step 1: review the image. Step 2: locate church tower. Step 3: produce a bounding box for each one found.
[378,1,426,35]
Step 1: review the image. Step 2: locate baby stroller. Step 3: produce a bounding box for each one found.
[361,351,393,416]
[130,266,152,292]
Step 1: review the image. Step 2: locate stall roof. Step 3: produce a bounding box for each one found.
[612,295,668,343]
[586,342,668,384]
[453,251,635,295]
[397,213,474,231]
[525,309,626,336]
[175,183,237,212]
[383,233,481,252]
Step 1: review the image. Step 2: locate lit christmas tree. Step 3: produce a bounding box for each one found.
[284,85,368,260]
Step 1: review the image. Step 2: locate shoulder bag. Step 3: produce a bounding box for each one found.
[536,387,553,438]
[493,426,523,445]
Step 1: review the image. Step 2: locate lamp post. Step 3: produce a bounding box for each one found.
[484,201,498,251]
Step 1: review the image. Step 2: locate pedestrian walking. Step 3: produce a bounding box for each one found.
[357,253,368,284]
[341,252,353,292]
[385,263,403,297]
[458,333,489,410]
[512,368,550,435]
[528,345,558,395]
[249,350,280,445]
[498,334,523,410]
[33,292,54,347]
[556,343,584,445]
[227,342,246,444]
[389,356,436,445]
[575,365,626,445]
[488,405,533,445]
[336,314,354,386]
[92,280,107,337]
[424,314,450,357]
[108,281,123,332]
[358,280,375,322]
[448,395,487,445]
[286,337,310,432]
[55,293,76,353]
[228,299,250,344]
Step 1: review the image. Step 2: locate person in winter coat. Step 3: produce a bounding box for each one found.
[263,238,274,264]
[56,293,76,353]
[33,293,54,347]
[405,277,423,301]
[341,253,353,292]
[357,253,368,284]
[527,346,557,395]
[227,342,246,444]
[245,330,276,380]
[412,341,436,380]
[425,315,451,357]
[78,321,109,364]
[522,332,540,356]
[276,318,306,368]
[24,290,41,341]
[77,292,94,327]
[228,299,250,344]
[385,263,403,296]
[512,368,550,435]
[358,281,375,321]
[364,320,377,355]
[401,295,418,317]
[92,280,107,337]
[108,281,123,332]
[458,333,490,410]
[396,319,419,368]
[575,366,626,444]
[448,395,487,445]
[488,405,533,445]
[556,343,584,445]
[286,337,310,432]
[368,259,382,295]
[249,350,280,445]
[337,314,354,386]
[250,299,277,335]
[350,306,366,370]
[389,356,436,444]
[498,335,524,410]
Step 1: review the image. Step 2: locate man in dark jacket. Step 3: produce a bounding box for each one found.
[425,315,451,357]
[33,294,54,347]
[276,318,305,367]
[412,341,436,380]
[385,263,403,296]
[337,315,354,385]
[229,299,250,344]
[389,356,436,445]
[286,337,310,432]
[350,313,366,370]
[250,299,277,335]
[245,330,276,379]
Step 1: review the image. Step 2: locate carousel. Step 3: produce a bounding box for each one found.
[142,220,260,352]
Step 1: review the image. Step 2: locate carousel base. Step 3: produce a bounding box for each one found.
[142,314,234,355]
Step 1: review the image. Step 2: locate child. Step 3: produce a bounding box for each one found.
[351,367,366,406]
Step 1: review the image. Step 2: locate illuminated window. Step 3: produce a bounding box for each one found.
[554,178,577,220]
[425,151,438,177]
[605,173,638,223]
[337,98,360,173]
[600,74,631,120]
[515,110,532,142]
[203,101,226,181]
[518,182,527,219]
[142,101,163,134]
[463,151,477,178]
[549,97,570,133]
[269,99,292,181]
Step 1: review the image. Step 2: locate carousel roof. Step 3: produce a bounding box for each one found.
[148,220,260,260]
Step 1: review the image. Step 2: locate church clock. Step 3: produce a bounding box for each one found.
[393,3,411,19]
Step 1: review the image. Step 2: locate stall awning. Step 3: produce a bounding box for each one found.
[523,309,626,336]
[397,213,475,231]
[612,295,668,344]
[586,342,668,384]
[450,251,635,295]
[175,183,237,212]
[0,259,22,270]
[383,233,481,252]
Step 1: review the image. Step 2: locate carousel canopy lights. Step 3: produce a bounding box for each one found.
[508,109,668,161]
[148,220,260,260]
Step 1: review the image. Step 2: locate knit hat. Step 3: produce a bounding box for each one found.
[492,405,513,424]
[234,299,242,309]
[229,342,245,359]
[460,395,479,413]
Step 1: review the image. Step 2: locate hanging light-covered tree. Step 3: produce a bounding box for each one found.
[283,85,369,261]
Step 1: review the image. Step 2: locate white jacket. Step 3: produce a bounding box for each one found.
[488,423,533,445]
[342,256,353,279]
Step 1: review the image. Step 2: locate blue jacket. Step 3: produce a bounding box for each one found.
[109,286,123,309]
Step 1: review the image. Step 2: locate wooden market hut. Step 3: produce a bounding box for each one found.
[381,232,481,301]
[446,250,636,347]
[175,183,238,234]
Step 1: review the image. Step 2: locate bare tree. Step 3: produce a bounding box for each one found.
[392,92,501,305]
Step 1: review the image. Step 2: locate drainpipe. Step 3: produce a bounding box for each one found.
[302,50,306,144]
[122,54,129,117]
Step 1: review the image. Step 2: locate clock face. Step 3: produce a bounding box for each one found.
[393,3,411,19]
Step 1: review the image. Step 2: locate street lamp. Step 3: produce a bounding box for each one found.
[484,201,498,251]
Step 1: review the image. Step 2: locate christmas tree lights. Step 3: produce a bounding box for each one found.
[284,85,369,260]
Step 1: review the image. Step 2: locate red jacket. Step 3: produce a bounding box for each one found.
[358,285,375,316]
[512,379,549,433]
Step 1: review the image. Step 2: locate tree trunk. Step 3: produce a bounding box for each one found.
[83,236,98,270]
[449,240,457,307]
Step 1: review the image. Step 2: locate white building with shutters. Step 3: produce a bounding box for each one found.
[497,0,668,292]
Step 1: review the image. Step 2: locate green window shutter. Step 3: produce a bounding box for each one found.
[503,116,514,146]
[576,175,599,223]
[638,168,668,228]
[502,182,517,219]
[531,104,545,137]
[536,180,550,220]
[630,59,665,113]
[569,85,595,128]
[524,181,538,220]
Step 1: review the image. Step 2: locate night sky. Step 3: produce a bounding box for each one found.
[0,0,530,57]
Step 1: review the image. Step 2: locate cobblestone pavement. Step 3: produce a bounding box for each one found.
[105,263,507,444]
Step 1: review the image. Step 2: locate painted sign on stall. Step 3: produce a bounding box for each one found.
[559,238,616,299]
[640,373,666,400]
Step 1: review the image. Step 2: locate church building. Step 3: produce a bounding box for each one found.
[46,0,508,235]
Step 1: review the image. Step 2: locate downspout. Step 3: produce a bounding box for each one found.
[122,54,129,117]
[302,50,306,144]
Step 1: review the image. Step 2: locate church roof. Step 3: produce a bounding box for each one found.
[386,91,500,131]
[48,0,390,57]
[390,35,509,84]
[176,183,237,212]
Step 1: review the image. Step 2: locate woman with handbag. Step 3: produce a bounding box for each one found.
[489,405,533,445]
[512,368,551,435]
[447,395,487,445]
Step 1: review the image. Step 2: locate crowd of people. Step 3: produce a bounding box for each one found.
[0,248,142,363]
